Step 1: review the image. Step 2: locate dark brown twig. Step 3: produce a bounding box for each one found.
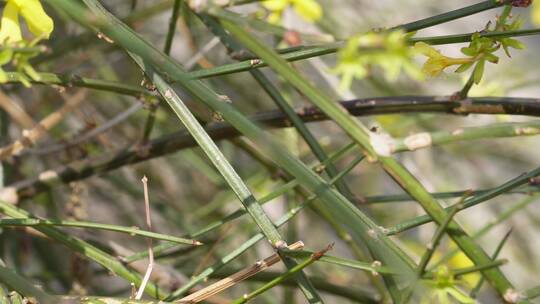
[7,96,540,200]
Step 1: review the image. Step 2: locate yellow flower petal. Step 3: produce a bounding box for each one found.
[414,42,443,59]
[267,11,283,24]
[262,0,289,11]
[292,0,322,21]
[0,1,22,44]
[533,0,540,25]
[14,0,54,39]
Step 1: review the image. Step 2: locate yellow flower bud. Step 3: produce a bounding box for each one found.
[414,42,474,77]
[262,0,322,24]
[0,0,54,44]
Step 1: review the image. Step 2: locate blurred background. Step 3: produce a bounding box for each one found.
[1,0,540,303]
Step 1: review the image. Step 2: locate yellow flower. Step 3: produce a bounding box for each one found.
[0,0,54,44]
[420,266,476,304]
[533,0,540,25]
[414,42,474,77]
[332,31,423,91]
[263,0,322,24]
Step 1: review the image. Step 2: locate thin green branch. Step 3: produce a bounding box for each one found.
[421,259,508,279]
[281,250,394,274]
[392,0,503,32]
[132,56,325,303]
[470,229,513,298]
[416,198,467,277]
[0,218,202,245]
[4,72,152,98]
[210,268,380,303]
[434,194,540,268]
[0,265,58,304]
[386,167,540,235]
[163,0,183,55]
[390,121,540,154]
[360,186,538,204]
[230,244,333,304]
[184,28,540,80]
[0,200,166,298]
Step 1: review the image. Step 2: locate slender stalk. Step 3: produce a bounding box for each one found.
[281,250,394,274]
[392,0,503,32]
[390,121,540,154]
[361,186,538,204]
[386,166,540,235]
[0,200,166,298]
[229,244,334,304]
[416,199,466,277]
[0,218,202,245]
[140,0,183,145]
[434,194,540,268]
[421,259,508,279]
[163,0,183,55]
[4,72,153,98]
[183,28,540,80]
[470,229,513,298]
[0,265,58,304]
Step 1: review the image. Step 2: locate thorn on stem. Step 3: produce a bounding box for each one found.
[311,243,334,260]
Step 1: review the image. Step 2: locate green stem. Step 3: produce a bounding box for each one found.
[421,259,508,279]
[0,200,166,298]
[0,218,201,245]
[416,200,466,277]
[163,0,182,55]
[210,268,379,303]
[4,72,152,98]
[386,167,540,235]
[470,229,513,298]
[142,64,324,303]
[184,28,540,80]
[0,265,58,304]
[393,0,502,32]
[434,194,540,268]
[230,245,333,304]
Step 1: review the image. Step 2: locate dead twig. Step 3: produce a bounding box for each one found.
[0,90,87,160]
[135,175,154,300]
[178,241,305,303]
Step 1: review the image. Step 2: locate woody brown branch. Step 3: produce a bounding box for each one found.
[6,96,540,200]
